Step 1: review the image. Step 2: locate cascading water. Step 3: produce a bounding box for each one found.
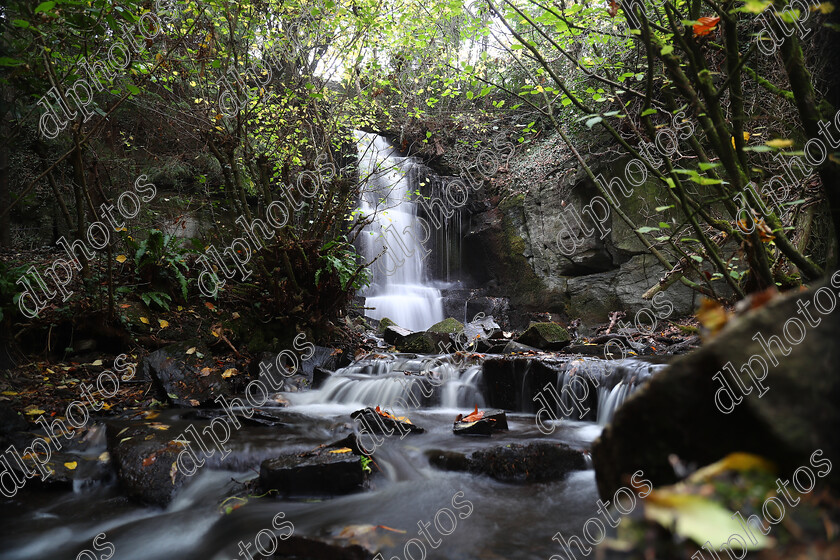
[288,355,485,410]
[354,132,444,331]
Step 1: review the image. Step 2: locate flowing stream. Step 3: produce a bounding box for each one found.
[0,353,661,560]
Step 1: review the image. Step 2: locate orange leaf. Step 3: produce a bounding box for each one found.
[693,16,720,36]
[205,302,215,310]
[462,405,484,423]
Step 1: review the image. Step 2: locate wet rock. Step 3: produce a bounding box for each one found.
[268,536,373,560]
[453,409,509,436]
[142,342,228,406]
[501,340,542,354]
[106,422,190,506]
[592,278,840,498]
[516,322,570,350]
[260,449,364,496]
[312,366,333,389]
[427,442,586,482]
[351,407,425,435]
[377,317,397,334]
[383,325,412,345]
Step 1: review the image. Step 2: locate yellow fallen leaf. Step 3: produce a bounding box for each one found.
[687,452,776,484]
[159,319,170,328]
[140,317,150,324]
[232,312,240,319]
[116,254,127,263]
[186,347,197,355]
[645,489,771,549]
[148,422,170,430]
[765,138,794,149]
[199,367,211,377]
[64,461,77,470]
[91,359,103,366]
[170,461,178,485]
[26,408,46,416]
[329,447,353,454]
[222,368,237,378]
[98,452,110,462]
[46,368,55,374]
[2,391,18,396]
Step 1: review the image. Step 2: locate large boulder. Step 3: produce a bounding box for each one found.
[427,442,586,482]
[592,276,840,498]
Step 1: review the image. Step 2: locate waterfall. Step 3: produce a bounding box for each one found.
[287,355,485,410]
[354,132,444,331]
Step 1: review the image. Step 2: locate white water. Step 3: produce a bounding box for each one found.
[355,132,444,331]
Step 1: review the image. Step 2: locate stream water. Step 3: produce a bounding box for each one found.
[0,354,663,560]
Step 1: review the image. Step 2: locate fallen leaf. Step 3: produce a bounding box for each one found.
[199,367,211,377]
[461,405,484,423]
[696,298,729,337]
[142,455,157,467]
[119,303,131,308]
[25,408,46,416]
[205,302,215,311]
[1,391,18,396]
[231,311,240,319]
[645,489,770,549]
[765,138,794,149]
[170,461,178,484]
[91,359,103,366]
[64,461,77,470]
[140,317,150,324]
[329,447,353,454]
[116,254,127,263]
[687,452,776,484]
[159,319,170,328]
[221,368,237,378]
[607,0,618,17]
[186,347,197,355]
[98,451,110,462]
[693,16,720,36]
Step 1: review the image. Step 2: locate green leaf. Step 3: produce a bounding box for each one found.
[658,222,671,229]
[0,57,24,67]
[637,226,660,234]
[35,1,56,13]
[660,45,674,56]
[585,116,602,128]
[698,162,721,171]
[126,84,141,95]
[641,108,658,117]
[645,491,770,549]
[655,205,674,212]
[12,19,30,28]
[690,255,704,263]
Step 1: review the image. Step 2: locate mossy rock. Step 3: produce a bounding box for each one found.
[377,317,397,334]
[516,322,570,350]
[428,318,464,334]
[396,332,436,354]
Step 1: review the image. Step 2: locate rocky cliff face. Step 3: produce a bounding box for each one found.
[457,131,698,327]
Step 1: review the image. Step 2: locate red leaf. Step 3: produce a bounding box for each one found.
[693,16,720,36]
[607,0,619,17]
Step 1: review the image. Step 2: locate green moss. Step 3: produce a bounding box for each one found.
[428,317,464,334]
[398,333,436,353]
[378,317,397,333]
[526,322,570,342]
